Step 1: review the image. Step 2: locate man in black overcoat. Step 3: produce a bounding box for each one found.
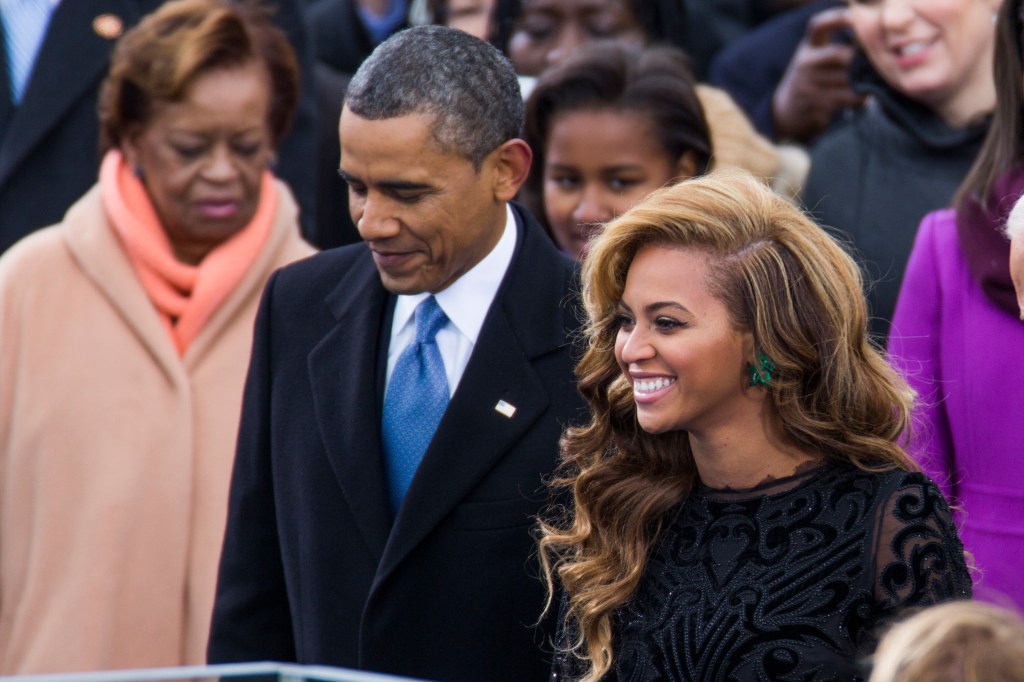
[208,25,584,682]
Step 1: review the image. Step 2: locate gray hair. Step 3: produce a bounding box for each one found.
[344,25,523,168]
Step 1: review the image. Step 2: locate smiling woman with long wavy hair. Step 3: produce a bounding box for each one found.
[539,170,971,682]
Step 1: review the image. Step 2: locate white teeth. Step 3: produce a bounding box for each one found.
[900,42,926,57]
[635,378,675,394]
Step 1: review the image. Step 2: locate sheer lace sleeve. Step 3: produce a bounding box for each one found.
[550,590,584,681]
[550,589,619,682]
[870,472,971,631]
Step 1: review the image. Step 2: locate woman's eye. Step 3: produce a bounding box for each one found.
[173,144,205,159]
[654,316,684,331]
[586,21,621,38]
[614,312,635,331]
[232,142,262,157]
[519,18,555,41]
[608,177,639,192]
[548,174,579,190]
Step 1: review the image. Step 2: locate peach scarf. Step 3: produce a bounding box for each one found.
[100,149,276,356]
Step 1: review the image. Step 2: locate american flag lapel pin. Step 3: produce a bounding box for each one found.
[494,399,517,418]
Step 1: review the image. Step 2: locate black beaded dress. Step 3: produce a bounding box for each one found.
[552,462,971,681]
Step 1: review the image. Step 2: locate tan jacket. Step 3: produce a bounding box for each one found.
[697,84,809,200]
[0,182,314,674]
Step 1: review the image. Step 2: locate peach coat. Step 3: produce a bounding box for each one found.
[0,181,314,674]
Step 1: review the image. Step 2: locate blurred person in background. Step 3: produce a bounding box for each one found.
[503,0,807,201]
[305,0,411,249]
[414,0,495,39]
[801,0,1001,339]
[0,0,317,253]
[523,42,712,260]
[686,0,833,80]
[886,0,1024,613]
[0,0,313,673]
[869,601,1024,682]
[307,0,409,77]
[709,0,863,145]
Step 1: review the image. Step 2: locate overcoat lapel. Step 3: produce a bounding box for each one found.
[376,304,549,581]
[376,207,576,581]
[63,186,185,387]
[307,251,393,562]
[0,0,142,186]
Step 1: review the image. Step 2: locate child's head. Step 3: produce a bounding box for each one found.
[870,601,1024,682]
[524,42,711,260]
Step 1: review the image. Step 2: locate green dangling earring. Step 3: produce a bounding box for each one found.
[748,352,775,389]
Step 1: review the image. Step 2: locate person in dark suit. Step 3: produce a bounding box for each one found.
[306,0,408,77]
[208,24,584,682]
[0,0,317,254]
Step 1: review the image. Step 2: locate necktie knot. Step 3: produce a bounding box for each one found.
[414,296,447,344]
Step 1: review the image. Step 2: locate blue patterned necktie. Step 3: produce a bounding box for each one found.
[382,296,450,515]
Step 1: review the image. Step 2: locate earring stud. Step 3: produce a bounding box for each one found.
[748,352,775,389]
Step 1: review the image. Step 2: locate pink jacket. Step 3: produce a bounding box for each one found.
[888,208,1024,612]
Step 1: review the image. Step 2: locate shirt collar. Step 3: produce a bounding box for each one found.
[391,203,517,343]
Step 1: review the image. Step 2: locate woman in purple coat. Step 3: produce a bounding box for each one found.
[887,0,1024,612]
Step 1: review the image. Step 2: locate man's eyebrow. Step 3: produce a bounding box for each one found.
[378,180,435,192]
[337,170,434,193]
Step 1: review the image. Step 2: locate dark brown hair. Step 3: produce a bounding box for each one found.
[523,42,712,227]
[98,0,299,152]
[954,0,1024,209]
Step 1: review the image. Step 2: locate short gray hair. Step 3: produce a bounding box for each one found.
[344,25,523,168]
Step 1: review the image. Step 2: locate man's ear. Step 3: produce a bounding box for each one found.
[490,138,533,202]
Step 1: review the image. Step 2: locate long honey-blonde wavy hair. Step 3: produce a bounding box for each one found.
[539,171,918,681]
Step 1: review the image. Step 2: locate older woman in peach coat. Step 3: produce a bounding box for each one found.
[0,0,313,673]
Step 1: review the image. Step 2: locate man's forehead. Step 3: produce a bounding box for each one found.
[339,109,475,175]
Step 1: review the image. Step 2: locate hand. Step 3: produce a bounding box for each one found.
[771,6,865,143]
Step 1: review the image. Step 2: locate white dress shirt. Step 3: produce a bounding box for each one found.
[386,203,517,394]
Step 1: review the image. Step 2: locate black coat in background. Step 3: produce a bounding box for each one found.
[0,0,318,254]
[709,0,842,139]
[306,0,407,76]
[801,53,988,339]
[208,205,585,682]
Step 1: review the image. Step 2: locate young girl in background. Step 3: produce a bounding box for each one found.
[524,43,712,260]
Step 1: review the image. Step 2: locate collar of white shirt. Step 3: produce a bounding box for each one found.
[386,203,518,390]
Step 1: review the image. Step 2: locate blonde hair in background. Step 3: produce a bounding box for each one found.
[870,601,1024,682]
[539,169,919,682]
